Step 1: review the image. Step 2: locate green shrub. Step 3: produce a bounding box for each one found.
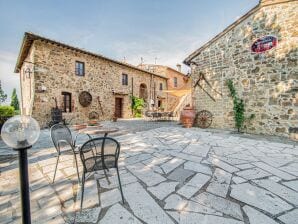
[0,106,15,129]
[0,105,15,117]
[131,96,144,118]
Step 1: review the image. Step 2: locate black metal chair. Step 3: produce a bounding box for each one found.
[50,124,80,183]
[79,137,124,209]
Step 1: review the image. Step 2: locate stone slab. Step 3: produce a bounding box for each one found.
[123,182,174,223]
[167,168,194,183]
[208,157,239,173]
[243,205,278,224]
[177,173,210,199]
[148,181,179,200]
[283,180,298,192]
[183,143,210,157]
[253,179,298,206]
[178,212,244,224]
[127,163,166,186]
[235,163,255,169]
[100,188,122,208]
[100,203,142,224]
[235,168,271,180]
[191,192,243,220]
[232,176,246,184]
[280,163,298,177]
[75,207,101,223]
[184,161,212,175]
[206,168,232,197]
[278,209,298,224]
[160,158,185,174]
[254,162,296,180]
[124,153,153,165]
[230,183,293,215]
[164,194,188,210]
[184,200,222,216]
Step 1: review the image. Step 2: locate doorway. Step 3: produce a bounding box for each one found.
[115,97,123,118]
[139,83,148,102]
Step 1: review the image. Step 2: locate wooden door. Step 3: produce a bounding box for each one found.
[115,98,123,118]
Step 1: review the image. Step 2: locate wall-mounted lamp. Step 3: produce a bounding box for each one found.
[24,67,33,79]
[112,88,115,95]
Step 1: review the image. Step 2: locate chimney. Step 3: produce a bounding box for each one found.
[176,64,181,72]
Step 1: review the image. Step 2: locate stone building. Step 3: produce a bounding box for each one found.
[15,32,168,127]
[184,0,297,137]
[138,64,191,111]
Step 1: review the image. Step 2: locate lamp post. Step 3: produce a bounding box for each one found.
[1,115,40,224]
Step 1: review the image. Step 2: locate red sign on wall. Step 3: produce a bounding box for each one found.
[251,35,277,53]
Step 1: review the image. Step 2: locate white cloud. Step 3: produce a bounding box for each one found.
[108,32,206,74]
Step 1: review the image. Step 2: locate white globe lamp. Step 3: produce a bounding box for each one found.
[1,115,40,224]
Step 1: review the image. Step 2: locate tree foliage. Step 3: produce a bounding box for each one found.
[0,81,7,104]
[10,88,20,111]
[131,96,144,118]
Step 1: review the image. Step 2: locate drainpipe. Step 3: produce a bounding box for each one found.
[131,77,134,115]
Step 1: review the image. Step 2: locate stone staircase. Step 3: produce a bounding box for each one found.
[172,93,192,118]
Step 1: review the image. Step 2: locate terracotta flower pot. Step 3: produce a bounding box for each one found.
[72,124,87,130]
[88,120,98,126]
[180,106,196,128]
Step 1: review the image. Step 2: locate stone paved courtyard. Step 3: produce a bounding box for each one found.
[0,122,298,224]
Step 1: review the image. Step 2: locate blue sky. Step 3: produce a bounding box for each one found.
[0,0,258,100]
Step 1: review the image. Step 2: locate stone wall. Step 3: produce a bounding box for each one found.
[189,0,297,137]
[20,45,35,116]
[21,40,167,127]
[138,64,191,111]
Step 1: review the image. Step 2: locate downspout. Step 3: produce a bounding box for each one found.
[131,77,134,115]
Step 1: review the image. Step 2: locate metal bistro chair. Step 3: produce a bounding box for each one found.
[79,137,125,209]
[50,124,80,183]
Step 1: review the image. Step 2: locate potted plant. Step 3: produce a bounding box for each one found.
[88,119,98,126]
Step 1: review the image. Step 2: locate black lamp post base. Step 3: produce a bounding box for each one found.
[14,146,32,224]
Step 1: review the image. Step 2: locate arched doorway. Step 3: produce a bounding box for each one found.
[139,83,148,101]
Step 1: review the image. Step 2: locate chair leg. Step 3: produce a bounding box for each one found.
[52,154,60,183]
[74,154,80,183]
[80,173,85,211]
[116,167,125,204]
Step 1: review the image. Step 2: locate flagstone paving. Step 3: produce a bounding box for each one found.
[0,125,298,224]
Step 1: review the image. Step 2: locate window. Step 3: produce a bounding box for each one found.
[158,100,162,108]
[159,83,163,91]
[75,61,85,76]
[173,77,178,87]
[122,73,128,85]
[62,92,72,113]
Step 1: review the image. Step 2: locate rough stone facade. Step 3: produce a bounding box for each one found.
[16,34,168,127]
[139,64,191,111]
[185,0,297,137]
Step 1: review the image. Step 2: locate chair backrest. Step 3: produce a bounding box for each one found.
[79,137,120,172]
[50,124,73,150]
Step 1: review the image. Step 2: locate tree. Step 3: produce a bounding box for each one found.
[10,88,20,110]
[131,96,144,118]
[0,80,7,104]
